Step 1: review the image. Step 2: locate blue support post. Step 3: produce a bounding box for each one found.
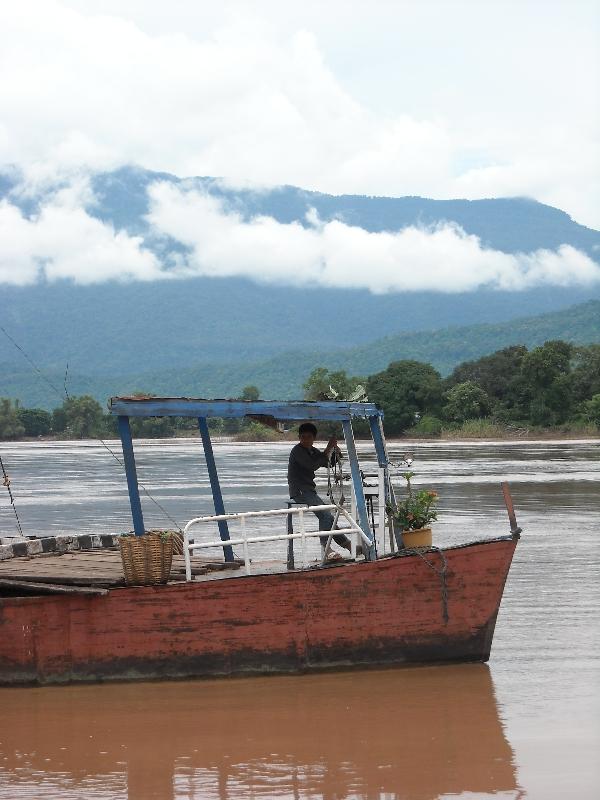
[198,417,234,562]
[369,415,401,551]
[368,415,388,469]
[342,419,375,561]
[117,415,145,536]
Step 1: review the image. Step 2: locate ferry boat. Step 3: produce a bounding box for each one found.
[0,398,519,686]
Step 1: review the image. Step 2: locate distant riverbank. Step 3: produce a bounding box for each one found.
[3,427,597,445]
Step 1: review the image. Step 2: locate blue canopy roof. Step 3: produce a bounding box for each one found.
[108,397,383,421]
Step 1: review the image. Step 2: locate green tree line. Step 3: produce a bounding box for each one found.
[1,342,599,440]
[302,341,600,435]
[0,386,266,441]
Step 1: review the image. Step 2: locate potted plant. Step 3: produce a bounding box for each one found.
[388,471,438,548]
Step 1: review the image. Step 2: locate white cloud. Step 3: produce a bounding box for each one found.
[145,182,600,293]
[1,177,598,290]
[0,1,598,227]
[0,181,162,285]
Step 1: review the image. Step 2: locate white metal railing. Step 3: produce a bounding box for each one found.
[183,505,371,580]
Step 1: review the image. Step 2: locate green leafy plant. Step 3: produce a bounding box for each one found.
[387,471,439,531]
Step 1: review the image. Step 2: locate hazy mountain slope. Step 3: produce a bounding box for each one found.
[1,279,596,376]
[3,300,598,409]
[122,298,600,399]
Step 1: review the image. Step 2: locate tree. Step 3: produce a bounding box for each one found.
[570,345,600,403]
[235,421,280,441]
[52,406,67,434]
[521,340,574,425]
[303,368,366,401]
[62,395,105,439]
[18,407,52,437]
[130,416,176,438]
[0,399,25,440]
[443,382,492,424]
[239,385,260,401]
[522,340,573,388]
[583,394,600,427]
[367,360,442,434]
[444,345,528,418]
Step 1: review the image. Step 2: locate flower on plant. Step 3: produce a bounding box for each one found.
[387,472,439,531]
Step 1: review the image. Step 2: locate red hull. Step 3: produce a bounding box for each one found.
[0,536,517,685]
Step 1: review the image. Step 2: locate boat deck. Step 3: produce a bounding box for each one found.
[0,547,351,595]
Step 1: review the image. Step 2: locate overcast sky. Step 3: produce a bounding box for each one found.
[0,0,598,290]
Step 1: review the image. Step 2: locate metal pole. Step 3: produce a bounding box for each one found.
[197,417,234,562]
[342,419,375,561]
[117,416,145,536]
[369,414,400,551]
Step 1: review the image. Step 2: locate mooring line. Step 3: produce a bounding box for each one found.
[0,454,24,537]
[1,325,64,399]
[1,324,183,534]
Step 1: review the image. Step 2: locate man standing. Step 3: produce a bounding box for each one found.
[287,422,353,560]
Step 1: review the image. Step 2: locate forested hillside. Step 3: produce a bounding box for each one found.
[1,300,598,410]
[2,340,599,441]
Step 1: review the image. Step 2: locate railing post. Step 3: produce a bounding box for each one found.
[342,419,375,560]
[184,532,192,582]
[240,515,251,575]
[298,509,308,568]
[197,417,234,562]
[117,415,145,536]
[286,503,295,570]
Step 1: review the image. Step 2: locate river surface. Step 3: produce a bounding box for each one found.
[0,438,598,799]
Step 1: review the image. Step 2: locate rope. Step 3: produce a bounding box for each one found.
[63,362,70,400]
[0,325,64,399]
[93,440,184,534]
[402,545,449,624]
[326,446,345,506]
[1,325,183,534]
[0,455,24,537]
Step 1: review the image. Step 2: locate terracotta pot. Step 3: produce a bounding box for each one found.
[401,527,433,549]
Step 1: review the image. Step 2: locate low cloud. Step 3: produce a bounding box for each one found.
[1,178,598,291]
[0,181,162,285]
[146,182,600,293]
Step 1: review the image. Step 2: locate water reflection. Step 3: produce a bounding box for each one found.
[0,664,517,800]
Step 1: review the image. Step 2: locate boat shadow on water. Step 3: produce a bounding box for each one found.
[0,663,519,800]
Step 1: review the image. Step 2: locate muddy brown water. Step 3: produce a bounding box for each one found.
[0,439,599,799]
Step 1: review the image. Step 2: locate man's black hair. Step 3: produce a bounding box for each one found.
[298,422,318,436]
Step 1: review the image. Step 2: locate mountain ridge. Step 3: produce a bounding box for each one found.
[1,165,599,407]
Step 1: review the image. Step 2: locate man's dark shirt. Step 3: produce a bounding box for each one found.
[287,444,329,498]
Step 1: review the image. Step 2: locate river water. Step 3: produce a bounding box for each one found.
[0,438,598,799]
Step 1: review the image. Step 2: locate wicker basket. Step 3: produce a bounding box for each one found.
[119,532,174,586]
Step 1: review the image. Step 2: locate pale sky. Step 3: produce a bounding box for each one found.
[0,0,599,290]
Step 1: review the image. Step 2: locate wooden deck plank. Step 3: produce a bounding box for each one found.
[0,548,244,588]
[0,578,109,596]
